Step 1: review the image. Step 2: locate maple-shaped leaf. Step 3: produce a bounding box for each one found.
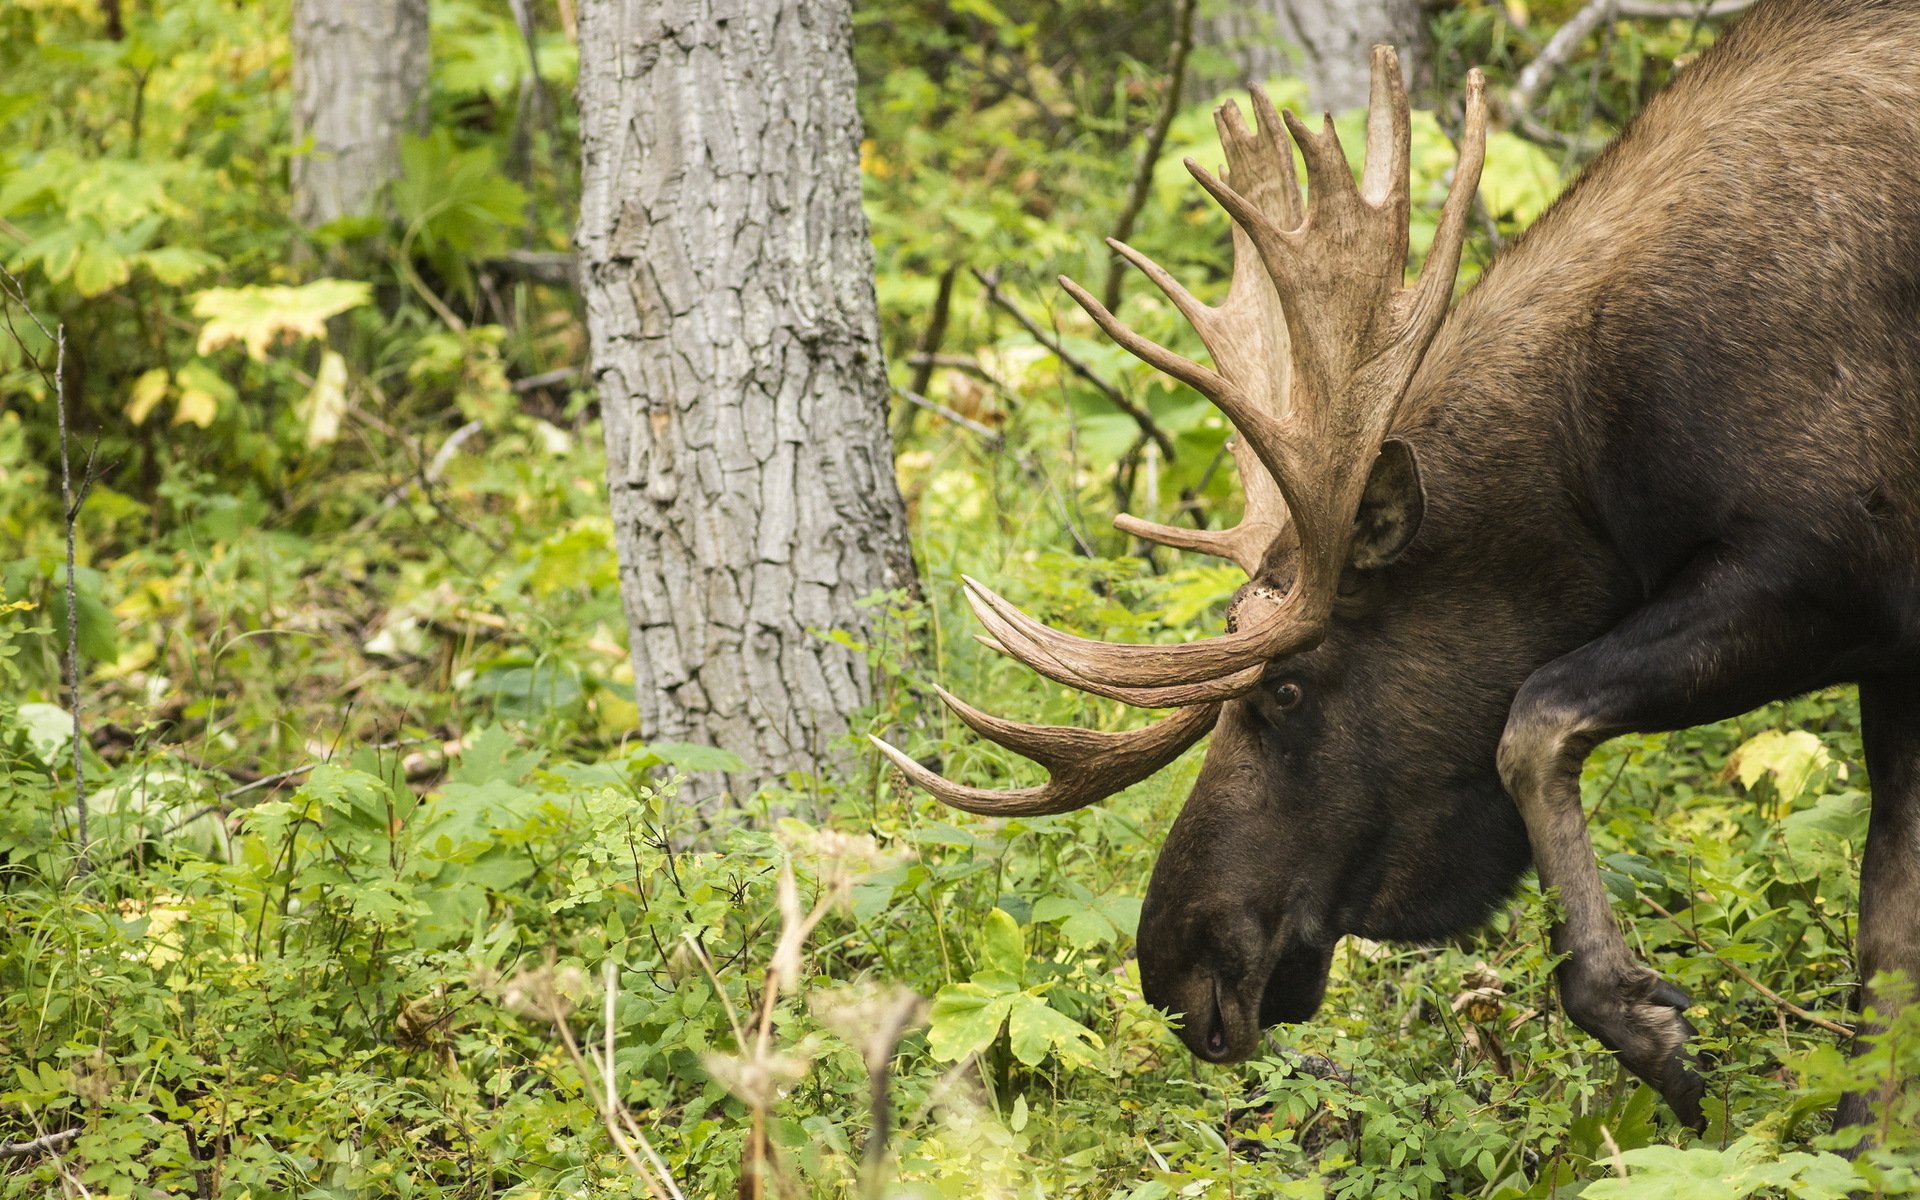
[193,279,371,360]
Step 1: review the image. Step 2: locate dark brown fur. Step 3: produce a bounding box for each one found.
[1136,0,1920,1129]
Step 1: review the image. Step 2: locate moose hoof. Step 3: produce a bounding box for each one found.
[1563,967,1706,1130]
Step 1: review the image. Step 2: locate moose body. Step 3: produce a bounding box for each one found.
[878,0,1920,1129]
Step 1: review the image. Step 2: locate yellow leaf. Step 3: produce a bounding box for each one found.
[125,367,170,425]
[173,387,218,427]
[1727,729,1832,799]
[192,279,372,360]
[172,360,235,427]
[299,350,349,447]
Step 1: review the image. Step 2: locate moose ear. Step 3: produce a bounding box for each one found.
[1348,439,1425,570]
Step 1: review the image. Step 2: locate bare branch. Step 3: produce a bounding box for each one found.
[1101,0,1198,313]
[972,267,1177,461]
[1508,0,1751,149]
[0,1127,82,1159]
[890,385,1002,444]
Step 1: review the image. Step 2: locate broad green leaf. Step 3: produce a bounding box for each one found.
[193,279,372,360]
[135,245,220,285]
[15,702,72,767]
[70,237,128,296]
[1480,130,1562,224]
[926,981,1016,1061]
[1059,908,1116,948]
[1006,992,1103,1069]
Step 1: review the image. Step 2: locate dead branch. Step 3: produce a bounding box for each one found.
[0,1127,82,1159]
[1641,894,1853,1038]
[891,385,1003,444]
[972,267,1176,461]
[1508,0,1751,150]
[1101,0,1198,314]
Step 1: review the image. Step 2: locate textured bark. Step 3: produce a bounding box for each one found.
[1196,0,1431,112]
[576,0,915,800]
[290,0,430,227]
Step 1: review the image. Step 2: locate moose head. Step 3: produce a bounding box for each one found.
[873,48,1505,1063]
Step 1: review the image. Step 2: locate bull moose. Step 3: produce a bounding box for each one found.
[871,0,1920,1130]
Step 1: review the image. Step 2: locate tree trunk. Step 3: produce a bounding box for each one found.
[290,0,430,227]
[576,0,916,802]
[1196,0,1431,112]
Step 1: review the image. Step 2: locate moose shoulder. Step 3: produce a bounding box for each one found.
[874,0,1920,1129]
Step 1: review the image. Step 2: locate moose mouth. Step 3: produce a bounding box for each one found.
[1170,940,1337,1064]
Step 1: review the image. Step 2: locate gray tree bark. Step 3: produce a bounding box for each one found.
[1196,0,1430,112]
[290,0,430,227]
[576,0,916,801]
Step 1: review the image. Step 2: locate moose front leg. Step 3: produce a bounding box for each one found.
[1496,559,1852,1129]
[1499,699,1706,1127]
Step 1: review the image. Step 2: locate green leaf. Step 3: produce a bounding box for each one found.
[14,702,72,767]
[70,237,128,296]
[1005,992,1103,1069]
[926,982,1016,1062]
[979,907,1025,979]
[134,245,220,285]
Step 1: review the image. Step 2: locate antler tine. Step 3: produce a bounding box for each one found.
[971,614,1269,706]
[1223,88,1304,235]
[1114,435,1287,575]
[964,574,1315,689]
[1408,68,1488,336]
[1360,45,1413,210]
[869,695,1221,817]
[1080,89,1305,571]
[1056,274,1234,406]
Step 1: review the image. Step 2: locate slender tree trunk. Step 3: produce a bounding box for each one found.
[1196,0,1430,112]
[576,0,915,802]
[290,0,430,227]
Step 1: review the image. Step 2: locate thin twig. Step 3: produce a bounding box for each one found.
[0,1127,82,1159]
[54,326,89,873]
[973,267,1177,461]
[896,264,961,443]
[890,386,1002,444]
[216,736,435,804]
[513,365,580,393]
[1101,0,1197,314]
[1508,0,1750,149]
[357,418,489,534]
[1641,893,1854,1037]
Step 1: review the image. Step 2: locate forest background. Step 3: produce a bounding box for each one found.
[0,0,1911,1197]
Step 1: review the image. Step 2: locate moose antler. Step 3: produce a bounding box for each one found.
[872,47,1488,815]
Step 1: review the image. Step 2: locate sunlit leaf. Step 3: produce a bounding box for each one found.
[125,367,170,425]
[193,279,372,360]
[926,980,1017,1062]
[69,237,128,296]
[299,349,348,447]
[173,360,235,427]
[1728,729,1833,799]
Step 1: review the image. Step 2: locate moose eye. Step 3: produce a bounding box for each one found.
[1271,682,1304,710]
